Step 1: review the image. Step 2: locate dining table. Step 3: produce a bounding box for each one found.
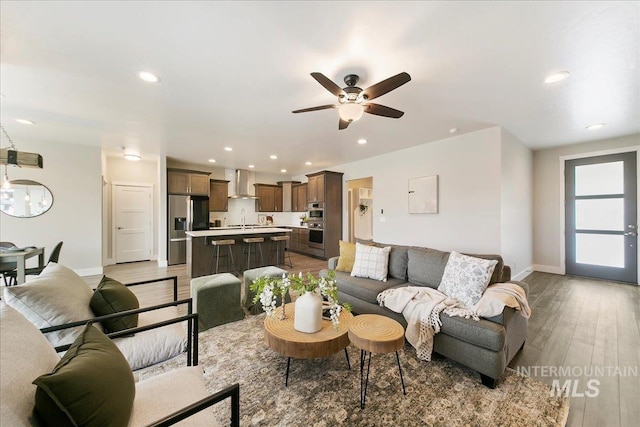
[0,247,45,285]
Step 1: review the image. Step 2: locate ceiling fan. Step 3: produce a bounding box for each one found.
[292,72,411,129]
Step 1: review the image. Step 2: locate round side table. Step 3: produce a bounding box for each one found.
[348,314,406,409]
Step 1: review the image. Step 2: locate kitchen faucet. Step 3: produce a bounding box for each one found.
[241,209,245,229]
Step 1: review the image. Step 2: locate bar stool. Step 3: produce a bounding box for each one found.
[242,237,265,270]
[270,235,293,268]
[209,239,237,275]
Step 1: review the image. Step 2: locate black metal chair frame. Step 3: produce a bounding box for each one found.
[38,276,240,426]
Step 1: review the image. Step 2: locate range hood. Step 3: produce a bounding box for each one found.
[226,169,258,199]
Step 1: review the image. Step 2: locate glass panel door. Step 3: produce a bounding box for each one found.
[565,152,637,283]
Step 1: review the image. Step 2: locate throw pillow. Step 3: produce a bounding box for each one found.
[32,324,135,427]
[335,240,356,272]
[90,276,139,333]
[3,262,95,348]
[1,303,60,426]
[351,243,391,282]
[437,251,498,308]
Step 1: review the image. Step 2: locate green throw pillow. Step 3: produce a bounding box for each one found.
[90,276,139,333]
[32,324,135,427]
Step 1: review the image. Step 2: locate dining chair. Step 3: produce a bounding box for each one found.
[0,241,18,286]
[4,241,63,286]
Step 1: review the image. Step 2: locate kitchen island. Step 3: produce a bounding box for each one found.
[186,227,292,278]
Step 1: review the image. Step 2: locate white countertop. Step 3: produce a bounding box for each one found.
[186,227,293,237]
[209,224,307,230]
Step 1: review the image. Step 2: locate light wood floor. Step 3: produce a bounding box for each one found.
[99,261,639,427]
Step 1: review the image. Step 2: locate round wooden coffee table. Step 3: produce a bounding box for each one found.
[264,302,353,385]
[348,314,406,408]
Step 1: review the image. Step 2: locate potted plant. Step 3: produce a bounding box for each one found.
[359,204,368,215]
[299,214,308,226]
[250,270,349,332]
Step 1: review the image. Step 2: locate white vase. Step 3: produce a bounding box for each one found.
[294,291,323,333]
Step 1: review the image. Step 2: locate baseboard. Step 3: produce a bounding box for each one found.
[532,264,564,275]
[157,259,168,267]
[74,266,104,277]
[512,267,534,281]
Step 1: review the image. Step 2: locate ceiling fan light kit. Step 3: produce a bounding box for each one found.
[293,71,411,129]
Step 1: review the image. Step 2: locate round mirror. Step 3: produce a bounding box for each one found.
[0,179,54,218]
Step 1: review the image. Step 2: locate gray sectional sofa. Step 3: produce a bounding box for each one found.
[321,245,528,388]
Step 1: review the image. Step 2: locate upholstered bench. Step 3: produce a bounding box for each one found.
[242,266,291,315]
[191,273,244,330]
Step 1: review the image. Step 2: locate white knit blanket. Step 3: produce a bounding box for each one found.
[377,283,531,361]
[377,287,478,361]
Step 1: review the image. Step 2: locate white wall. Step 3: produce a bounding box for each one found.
[0,140,102,275]
[500,129,533,279]
[104,155,159,264]
[323,127,505,253]
[532,133,640,272]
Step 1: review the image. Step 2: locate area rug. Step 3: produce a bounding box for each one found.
[138,314,569,426]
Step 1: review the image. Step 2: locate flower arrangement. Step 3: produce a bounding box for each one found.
[250,270,349,327]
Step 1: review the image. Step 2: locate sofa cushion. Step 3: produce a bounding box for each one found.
[112,306,187,371]
[351,243,391,281]
[439,313,505,352]
[33,324,135,427]
[3,262,96,348]
[90,276,140,333]
[438,252,498,308]
[1,303,60,427]
[333,270,406,304]
[375,243,409,280]
[335,240,356,272]
[407,247,450,288]
[130,366,213,426]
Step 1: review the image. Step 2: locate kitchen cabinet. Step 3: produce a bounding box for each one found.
[306,173,325,203]
[292,183,308,212]
[167,169,210,196]
[209,179,229,212]
[254,184,283,212]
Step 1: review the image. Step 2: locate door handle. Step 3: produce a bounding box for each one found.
[117,227,124,230]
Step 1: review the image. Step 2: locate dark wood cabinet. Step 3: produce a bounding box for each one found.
[292,183,308,212]
[167,169,210,196]
[307,173,325,203]
[254,184,283,212]
[209,179,229,212]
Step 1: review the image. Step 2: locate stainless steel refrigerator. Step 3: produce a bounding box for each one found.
[168,195,209,265]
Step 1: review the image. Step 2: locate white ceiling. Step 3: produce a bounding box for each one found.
[1,1,638,175]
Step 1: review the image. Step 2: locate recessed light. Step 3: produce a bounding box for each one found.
[280,169,287,173]
[124,153,142,161]
[138,71,160,83]
[544,71,570,84]
[586,123,605,130]
[357,139,367,145]
[449,128,458,134]
[224,147,233,152]
[270,155,278,159]
[15,119,35,125]
[248,164,255,168]
[305,161,312,166]
[208,159,216,163]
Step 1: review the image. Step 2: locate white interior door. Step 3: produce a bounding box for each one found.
[114,184,152,263]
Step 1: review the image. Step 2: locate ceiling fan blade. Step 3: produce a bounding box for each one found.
[311,72,345,97]
[292,104,338,114]
[362,72,411,101]
[364,103,405,118]
[339,118,350,130]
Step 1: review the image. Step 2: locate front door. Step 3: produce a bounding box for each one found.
[565,152,637,283]
[114,184,152,263]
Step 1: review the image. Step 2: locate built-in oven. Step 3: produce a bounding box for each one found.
[308,228,324,249]
[308,202,324,220]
